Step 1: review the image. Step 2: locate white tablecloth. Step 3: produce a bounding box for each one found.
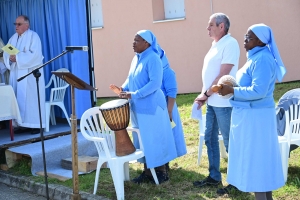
[0,85,22,123]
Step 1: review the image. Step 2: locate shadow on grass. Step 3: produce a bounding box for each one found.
[90,164,255,200]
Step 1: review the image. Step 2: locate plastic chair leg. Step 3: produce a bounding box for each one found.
[93,160,103,194]
[124,162,130,181]
[45,103,51,132]
[197,134,204,165]
[279,140,289,182]
[50,106,56,125]
[110,164,125,200]
[58,103,71,127]
[150,168,159,185]
[219,140,227,158]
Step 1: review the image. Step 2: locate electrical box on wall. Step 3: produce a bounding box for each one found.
[90,0,103,28]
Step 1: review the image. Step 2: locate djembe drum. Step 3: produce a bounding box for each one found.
[211,75,238,99]
[99,99,136,156]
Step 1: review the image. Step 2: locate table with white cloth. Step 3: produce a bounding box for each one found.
[0,84,22,141]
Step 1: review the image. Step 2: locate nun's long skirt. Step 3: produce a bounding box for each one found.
[171,102,187,157]
[130,106,177,168]
[227,107,285,192]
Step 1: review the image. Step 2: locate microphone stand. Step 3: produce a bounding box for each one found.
[17,49,73,200]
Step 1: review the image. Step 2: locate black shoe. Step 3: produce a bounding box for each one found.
[30,128,40,134]
[154,170,169,184]
[166,162,170,172]
[193,176,221,187]
[217,184,239,195]
[132,171,150,184]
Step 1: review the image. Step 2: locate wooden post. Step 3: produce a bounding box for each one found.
[70,85,81,200]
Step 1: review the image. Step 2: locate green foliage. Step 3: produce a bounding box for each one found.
[6,81,300,200]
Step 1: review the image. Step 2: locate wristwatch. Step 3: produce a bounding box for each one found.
[204,90,210,97]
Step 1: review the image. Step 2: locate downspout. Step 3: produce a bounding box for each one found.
[86,0,97,106]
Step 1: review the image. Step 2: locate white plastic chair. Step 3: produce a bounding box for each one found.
[277,104,300,182]
[80,107,159,200]
[45,68,71,132]
[285,104,300,147]
[197,114,227,165]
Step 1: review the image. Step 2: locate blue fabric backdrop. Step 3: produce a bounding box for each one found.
[0,0,92,118]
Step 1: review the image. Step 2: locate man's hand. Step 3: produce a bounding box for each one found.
[109,84,122,95]
[194,94,207,110]
[9,55,16,62]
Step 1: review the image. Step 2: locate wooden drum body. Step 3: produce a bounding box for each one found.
[99,99,135,156]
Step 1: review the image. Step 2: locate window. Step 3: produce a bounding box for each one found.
[90,0,103,28]
[164,0,185,19]
[152,0,185,22]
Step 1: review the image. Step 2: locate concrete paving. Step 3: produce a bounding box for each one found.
[0,170,110,200]
[0,182,46,200]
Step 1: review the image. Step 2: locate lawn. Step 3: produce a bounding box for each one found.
[8,81,300,200]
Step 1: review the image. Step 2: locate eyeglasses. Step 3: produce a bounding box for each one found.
[244,35,255,42]
[13,22,28,26]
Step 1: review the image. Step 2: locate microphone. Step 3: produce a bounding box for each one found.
[66,46,89,51]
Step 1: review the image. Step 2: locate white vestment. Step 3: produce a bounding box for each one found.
[3,29,45,128]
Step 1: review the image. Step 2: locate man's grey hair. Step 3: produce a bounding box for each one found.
[210,13,230,34]
[18,15,30,25]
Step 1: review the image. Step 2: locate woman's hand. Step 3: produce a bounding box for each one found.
[119,92,131,99]
[109,84,122,95]
[218,84,234,96]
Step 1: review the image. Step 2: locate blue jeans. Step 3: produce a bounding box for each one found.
[205,105,232,181]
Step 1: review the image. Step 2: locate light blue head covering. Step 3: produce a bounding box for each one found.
[136,30,159,54]
[249,23,286,82]
[156,44,169,69]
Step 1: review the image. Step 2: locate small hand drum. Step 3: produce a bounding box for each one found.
[212,75,238,99]
[99,99,136,156]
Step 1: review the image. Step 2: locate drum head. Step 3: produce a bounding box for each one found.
[99,99,128,109]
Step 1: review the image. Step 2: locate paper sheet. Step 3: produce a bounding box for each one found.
[1,44,19,55]
[171,120,176,128]
[191,102,202,120]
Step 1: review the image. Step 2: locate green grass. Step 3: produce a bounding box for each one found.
[6,81,300,200]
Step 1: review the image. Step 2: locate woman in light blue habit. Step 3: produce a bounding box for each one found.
[157,44,187,166]
[217,24,286,199]
[109,30,177,184]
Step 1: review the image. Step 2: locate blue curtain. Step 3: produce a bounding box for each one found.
[0,0,91,118]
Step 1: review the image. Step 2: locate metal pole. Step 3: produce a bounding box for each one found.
[33,69,50,200]
[70,85,81,200]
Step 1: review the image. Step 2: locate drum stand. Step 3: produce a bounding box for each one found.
[52,71,97,200]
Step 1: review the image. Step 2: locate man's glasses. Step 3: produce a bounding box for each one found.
[244,35,255,42]
[13,22,28,26]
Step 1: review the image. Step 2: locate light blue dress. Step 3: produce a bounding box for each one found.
[161,63,187,158]
[122,47,177,168]
[227,46,285,192]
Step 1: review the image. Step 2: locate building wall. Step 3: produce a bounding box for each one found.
[92,0,300,97]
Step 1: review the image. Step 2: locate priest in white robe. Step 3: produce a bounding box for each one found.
[3,15,45,133]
